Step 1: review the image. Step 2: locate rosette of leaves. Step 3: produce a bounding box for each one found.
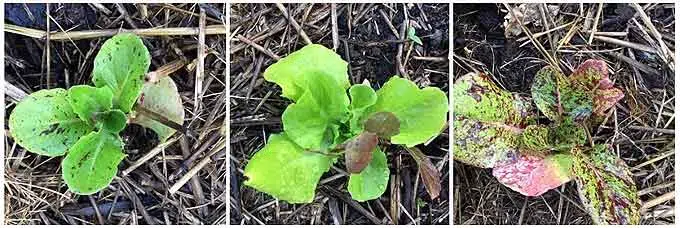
[452,60,640,224]
[243,44,448,203]
[8,33,185,195]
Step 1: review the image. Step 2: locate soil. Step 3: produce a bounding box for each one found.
[453,3,675,225]
[230,3,449,225]
[4,3,227,225]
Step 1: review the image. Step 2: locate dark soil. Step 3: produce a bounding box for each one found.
[453,3,674,225]
[4,3,226,225]
[230,3,449,225]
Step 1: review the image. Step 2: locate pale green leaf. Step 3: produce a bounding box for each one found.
[452,118,522,168]
[368,76,448,147]
[348,84,377,134]
[62,131,125,195]
[243,134,335,203]
[131,77,185,142]
[348,147,389,201]
[9,89,93,156]
[264,44,350,101]
[281,72,349,150]
[92,33,151,113]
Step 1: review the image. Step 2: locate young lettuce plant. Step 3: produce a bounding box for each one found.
[8,33,184,195]
[452,60,640,224]
[243,44,448,203]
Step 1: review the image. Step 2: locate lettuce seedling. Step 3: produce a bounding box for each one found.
[243,44,448,203]
[452,60,639,225]
[8,33,185,195]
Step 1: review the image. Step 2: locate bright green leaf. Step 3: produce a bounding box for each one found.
[282,73,349,150]
[452,118,522,168]
[97,110,127,133]
[8,89,93,156]
[453,72,536,126]
[407,27,423,46]
[573,145,641,225]
[493,153,573,196]
[348,147,389,201]
[131,77,185,142]
[264,44,350,102]
[368,76,447,147]
[348,84,377,134]
[67,85,113,125]
[62,131,125,195]
[244,134,335,203]
[92,33,151,113]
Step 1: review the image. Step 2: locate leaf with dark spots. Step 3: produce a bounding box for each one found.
[62,131,125,195]
[9,88,92,156]
[452,117,523,168]
[573,145,640,225]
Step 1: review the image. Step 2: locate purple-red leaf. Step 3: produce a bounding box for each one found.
[344,131,379,173]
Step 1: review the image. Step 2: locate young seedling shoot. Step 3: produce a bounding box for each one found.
[452,60,639,225]
[243,44,448,203]
[8,33,185,195]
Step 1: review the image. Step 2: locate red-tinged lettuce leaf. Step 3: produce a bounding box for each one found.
[406,147,441,199]
[344,131,379,174]
[569,59,623,117]
[453,72,537,126]
[492,153,573,196]
[363,111,400,139]
[452,117,523,168]
[531,66,572,121]
[573,144,641,225]
[593,87,624,116]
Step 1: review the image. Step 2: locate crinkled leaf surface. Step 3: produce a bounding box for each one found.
[344,131,378,174]
[520,119,586,152]
[92,33,150,113]
[348,147,389,201]
[453,72,536,126]
[531,60,623,122]
[348,84,377,134]
[264,44,350,102]
[244,134,334,203]
[97,110,127,133]
[62,131,125,195]
[573,145,640,225]
[367,76,447,147]
[282,72,349,150]
[493,153,573,196]
[67,85,113,125]
[9,89,93,156]
[452,118,522,168]
[131,77,185,142]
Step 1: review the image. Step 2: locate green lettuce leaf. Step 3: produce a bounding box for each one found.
[281,72,349,150]
[62,131,125,195]
[9,88,93,156]
[264,44,350,102]
[92,33,151,113]
[97,110,127,133]
[573,145,641,225]
[243,134,335,203]
[348,84,377,134]
[367,76,448,147]
[67,85,113,126]
[348,147,389,201]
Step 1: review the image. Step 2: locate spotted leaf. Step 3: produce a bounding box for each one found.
[573,145,641,225]
[8,89,93,156]
[62,131,125,195]
[493,153,573,196]
[92,33,150,113]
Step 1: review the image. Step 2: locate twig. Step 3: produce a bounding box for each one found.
[275,3,312,44]
[235,35,281,60]
[593,36,657,53]
[121,137,180,176]
[193,8,206,120]
[331,3,339,51]
[5,24,227,40]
